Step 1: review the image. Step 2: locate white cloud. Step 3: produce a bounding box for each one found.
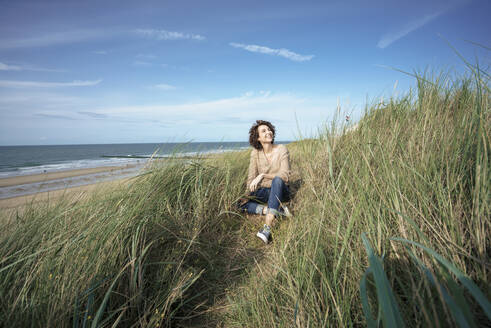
[376,0,470,49]
[73,91,340,141]
[0,62,22,71]
[377,12,444,48]
[154,84,176,91]
[78,111,108,119]
[133,61,152,67]
[92,91,328,124]
[0,88,89,112]
[34,113,78,120]
[0,79,102,88]
[0,93,85,106]
[0,27,204,51]
[0,29,115,49]
[230,43,314,62]
[0,62,64,72]
[135,29,206,41]
[136,54,157,60]
[0,27,204,50]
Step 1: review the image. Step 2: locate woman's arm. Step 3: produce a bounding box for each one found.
[246,149,259,189]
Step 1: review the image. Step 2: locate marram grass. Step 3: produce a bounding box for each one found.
[0,68,489,327]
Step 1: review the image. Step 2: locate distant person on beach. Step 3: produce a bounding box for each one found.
[239,120,291,244]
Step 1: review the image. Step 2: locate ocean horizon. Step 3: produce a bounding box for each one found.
[0,141,263,177]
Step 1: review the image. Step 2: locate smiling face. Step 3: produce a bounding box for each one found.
[248,120,276,150]
[257,124,274,145]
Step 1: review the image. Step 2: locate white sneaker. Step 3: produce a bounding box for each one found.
[256,224,271,244]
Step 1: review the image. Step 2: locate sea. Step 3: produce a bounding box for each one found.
[0,142,271,200]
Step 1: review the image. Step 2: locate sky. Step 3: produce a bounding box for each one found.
[0,0,489,145]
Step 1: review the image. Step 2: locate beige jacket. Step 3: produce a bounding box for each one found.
[247,144,291,189]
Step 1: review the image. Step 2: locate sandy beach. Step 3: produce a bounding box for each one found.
[0,181,107,209]
[0,165,136,210]
[0,165,134,188]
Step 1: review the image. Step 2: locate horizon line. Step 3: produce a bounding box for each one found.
[0,140,294,147]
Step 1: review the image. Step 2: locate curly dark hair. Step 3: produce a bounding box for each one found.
[249,120,276,150]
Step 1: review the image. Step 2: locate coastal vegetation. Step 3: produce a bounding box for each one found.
[0,65,489,327]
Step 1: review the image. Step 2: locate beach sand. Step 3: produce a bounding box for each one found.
[0,165,134,188]
[0,166,135,211]
[0,156,203,212]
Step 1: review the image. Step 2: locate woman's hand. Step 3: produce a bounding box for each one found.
[249,174,264,192]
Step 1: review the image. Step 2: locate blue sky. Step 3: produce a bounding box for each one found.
[0,0,489,145]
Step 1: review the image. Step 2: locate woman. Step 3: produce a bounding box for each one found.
[241,120,291,244]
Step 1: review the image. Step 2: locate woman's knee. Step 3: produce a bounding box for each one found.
[271,176,290,201]
[272,176,285,185]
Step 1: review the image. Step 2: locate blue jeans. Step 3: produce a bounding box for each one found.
[241,176,290,217]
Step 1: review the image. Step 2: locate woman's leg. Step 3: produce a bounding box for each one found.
[241,188,270,215]
[265,176,289,225]
[256,178,290,243]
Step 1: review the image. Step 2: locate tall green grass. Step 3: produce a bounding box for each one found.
[225,69,489,327]
[0,66,489,327]
[0,154,253,327]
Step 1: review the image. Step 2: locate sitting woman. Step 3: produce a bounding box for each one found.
[241,120,291,244]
